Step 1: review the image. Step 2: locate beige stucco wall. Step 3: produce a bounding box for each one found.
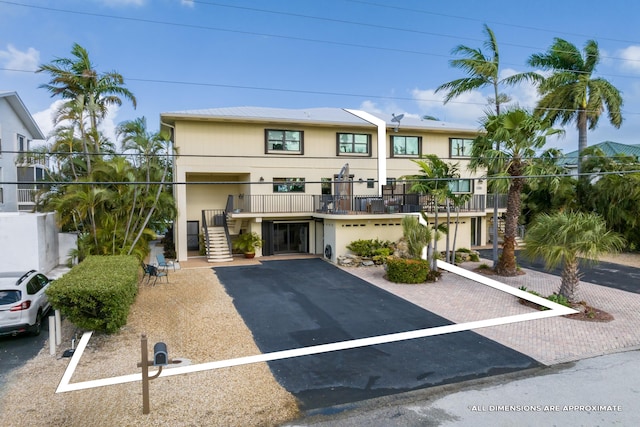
[170,116,487,261]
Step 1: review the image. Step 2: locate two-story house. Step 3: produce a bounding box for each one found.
[160,106,497,263]
[0,91,46,212]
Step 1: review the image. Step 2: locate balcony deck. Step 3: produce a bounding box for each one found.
[222,193,505,216]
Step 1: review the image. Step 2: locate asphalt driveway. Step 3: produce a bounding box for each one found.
[214,258,539,410]
[477,249,640,294]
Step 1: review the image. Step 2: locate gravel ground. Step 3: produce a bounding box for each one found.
[1,252,638,427]
[0,267,300,427]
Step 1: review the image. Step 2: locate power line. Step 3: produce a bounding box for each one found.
[5,168,640,187]
[3,0,640,68]
[4,66,640,117]
[344,0,640,47]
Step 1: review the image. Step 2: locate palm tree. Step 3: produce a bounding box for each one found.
[471,108,562,276]
[524,211,625,302]
[436,24,540,267]
[402,155,458,268]
[527,38,623,174]
[38,43,137,153]
[435,24,539,115]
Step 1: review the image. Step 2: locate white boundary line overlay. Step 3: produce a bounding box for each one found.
[56,261,577,393]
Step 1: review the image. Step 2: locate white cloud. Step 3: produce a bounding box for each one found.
[181,0,195,7]
[33,100,120,147]
[616,46,640,72]
[411,87,486,125]
[0,44,39,71]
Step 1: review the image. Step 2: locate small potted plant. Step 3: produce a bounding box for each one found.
[233,231,264,258]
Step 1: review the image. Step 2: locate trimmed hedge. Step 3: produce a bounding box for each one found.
[46,255,140,334]
[386,257,431,284]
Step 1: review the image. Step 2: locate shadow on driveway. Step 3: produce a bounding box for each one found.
[477,249,640,294]
[214,258,539,410]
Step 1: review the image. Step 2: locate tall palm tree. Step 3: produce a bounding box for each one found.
[471,108,562,276]
[38,43,137,153]
[524,211,625,302]
[436,24,540,267]
[527,38,623,174]
[435,24,540,115]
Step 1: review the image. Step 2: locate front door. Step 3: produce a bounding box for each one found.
[187,221,199,251]
[273,223,309,254]
[470,217,482,247]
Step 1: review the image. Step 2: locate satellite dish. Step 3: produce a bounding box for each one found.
[391,113,404,123]
[391,113,404,132]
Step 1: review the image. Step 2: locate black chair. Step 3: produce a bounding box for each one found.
[141,263,153,283]
[148,264,168,285]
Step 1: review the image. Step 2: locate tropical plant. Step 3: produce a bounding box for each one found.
[35,44,175,261]
[435,24,540,267]
[449,192,472,263]
[523,211,625,302]
[402,155,457,268]
[233,231,264,255]
[435,24,539,115]
[521,148,578,226]
[38,43,137,151]
[471,108,563,276]
[401,215,432,260]
[527,38,623,174]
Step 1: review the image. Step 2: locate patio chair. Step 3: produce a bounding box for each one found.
[156,253,176,271]
[141,263,154,283]
[148,264,168,285]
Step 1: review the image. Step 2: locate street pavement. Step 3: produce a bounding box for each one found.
[284,349,640,426]
[477,249,640,294]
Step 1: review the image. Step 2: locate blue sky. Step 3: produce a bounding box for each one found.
[2,0,640,153]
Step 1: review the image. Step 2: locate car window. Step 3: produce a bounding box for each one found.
[36,274,49,287]
[0,290,22,305]
[27,278,42,295]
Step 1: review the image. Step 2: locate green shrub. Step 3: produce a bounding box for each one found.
[546,293,571,307]
[46,255,139,334]
[347,239,393,258]
[386,257,430,284]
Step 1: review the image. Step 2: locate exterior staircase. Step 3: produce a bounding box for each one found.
[205,227,233,263]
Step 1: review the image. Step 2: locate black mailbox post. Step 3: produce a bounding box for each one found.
[153,342,168,366]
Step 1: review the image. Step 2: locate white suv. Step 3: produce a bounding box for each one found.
[0,270,51,337]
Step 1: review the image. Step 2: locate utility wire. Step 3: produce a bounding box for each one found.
[5,169,640,186]
[2,0,640,68]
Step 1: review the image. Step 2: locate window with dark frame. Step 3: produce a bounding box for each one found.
[449,179,473,193]
[17,134,26,152]
[337,133,371,156]
[273,177,305,193]
[450,138,474,157]
[391,135,421,157]
[265,129,303,154]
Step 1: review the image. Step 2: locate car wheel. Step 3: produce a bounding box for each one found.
[30,311,43,336]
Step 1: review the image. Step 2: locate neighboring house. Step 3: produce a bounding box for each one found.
[558,141,640,174]
[160,107,500,263]
[0,91,47,212]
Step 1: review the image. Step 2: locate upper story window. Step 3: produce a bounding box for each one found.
[391,135,421,157]
[265,130,303,154]
[337,133,371,156]
[450,138,474,157]
[273,177,305,193]
[18,134,28,152]
[449,179,473,193]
